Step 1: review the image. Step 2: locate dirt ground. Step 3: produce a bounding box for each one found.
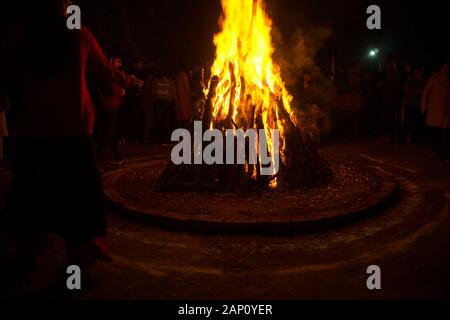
[0,141,449,299]
[112,156,386,221]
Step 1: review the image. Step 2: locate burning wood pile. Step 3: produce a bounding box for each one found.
[158,0,332,192]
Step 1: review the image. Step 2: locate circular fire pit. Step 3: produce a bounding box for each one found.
[103,154,398,234]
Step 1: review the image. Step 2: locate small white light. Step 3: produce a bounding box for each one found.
[369,48,379,57]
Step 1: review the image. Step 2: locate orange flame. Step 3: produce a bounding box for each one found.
[206,0,298,184]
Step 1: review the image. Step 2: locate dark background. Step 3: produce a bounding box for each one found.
[2,0,450,68]
[79,0,450,68]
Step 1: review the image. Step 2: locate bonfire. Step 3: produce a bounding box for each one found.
[159,0,332,192]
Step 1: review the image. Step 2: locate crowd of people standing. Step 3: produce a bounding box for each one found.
[91,56,204,164]
[331,60,450,160]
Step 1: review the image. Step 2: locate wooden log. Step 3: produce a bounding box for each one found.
[158,71,331,192]
[270,94,332,187]
[202,76,219,129]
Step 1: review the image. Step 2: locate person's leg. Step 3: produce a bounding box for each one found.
[442,128,450,160]
[416,111,425,146]
[161,101,171,142]
[354,112,361,140]
[2,139,50,277]
[410,108,422,145]
[402,108,412,144]
[103,109,121,162]
[394,104,402,141]
[126,98,140,143]
[431,127,441,155]
[142,107,154,144]
[116,107,126,145]
[111,140,123,162]
[94,108,108,156]
[379,104,388,137]
[437,128,446,158]
[388,103,396,139]
[93,107,104,154]
[111,139,123,162]
[51,136,110,266]
[153,101,164,143]
[168,102,177,140]
[109,110,123,162]
[103,110,112,156]
[0,112,7,161]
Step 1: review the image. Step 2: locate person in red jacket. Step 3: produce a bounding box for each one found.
[0,0,142,276]
[0,95,9,163]
[97,56,139,164]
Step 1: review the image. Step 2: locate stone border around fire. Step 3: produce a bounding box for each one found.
[102,157,399,234]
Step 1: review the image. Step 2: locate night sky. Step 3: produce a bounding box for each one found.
[2,0,450,68]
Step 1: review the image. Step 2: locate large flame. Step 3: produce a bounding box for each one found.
[206,0,298,182]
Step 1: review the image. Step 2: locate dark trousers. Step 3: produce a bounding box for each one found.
[380,103,398,138]
[2,136,107,244]
[97,109,123,161]
[402,107,424,144]
[123,98,141,143]
[142,107,154,143]
[430,127,450,159]
[152,100,176,143]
